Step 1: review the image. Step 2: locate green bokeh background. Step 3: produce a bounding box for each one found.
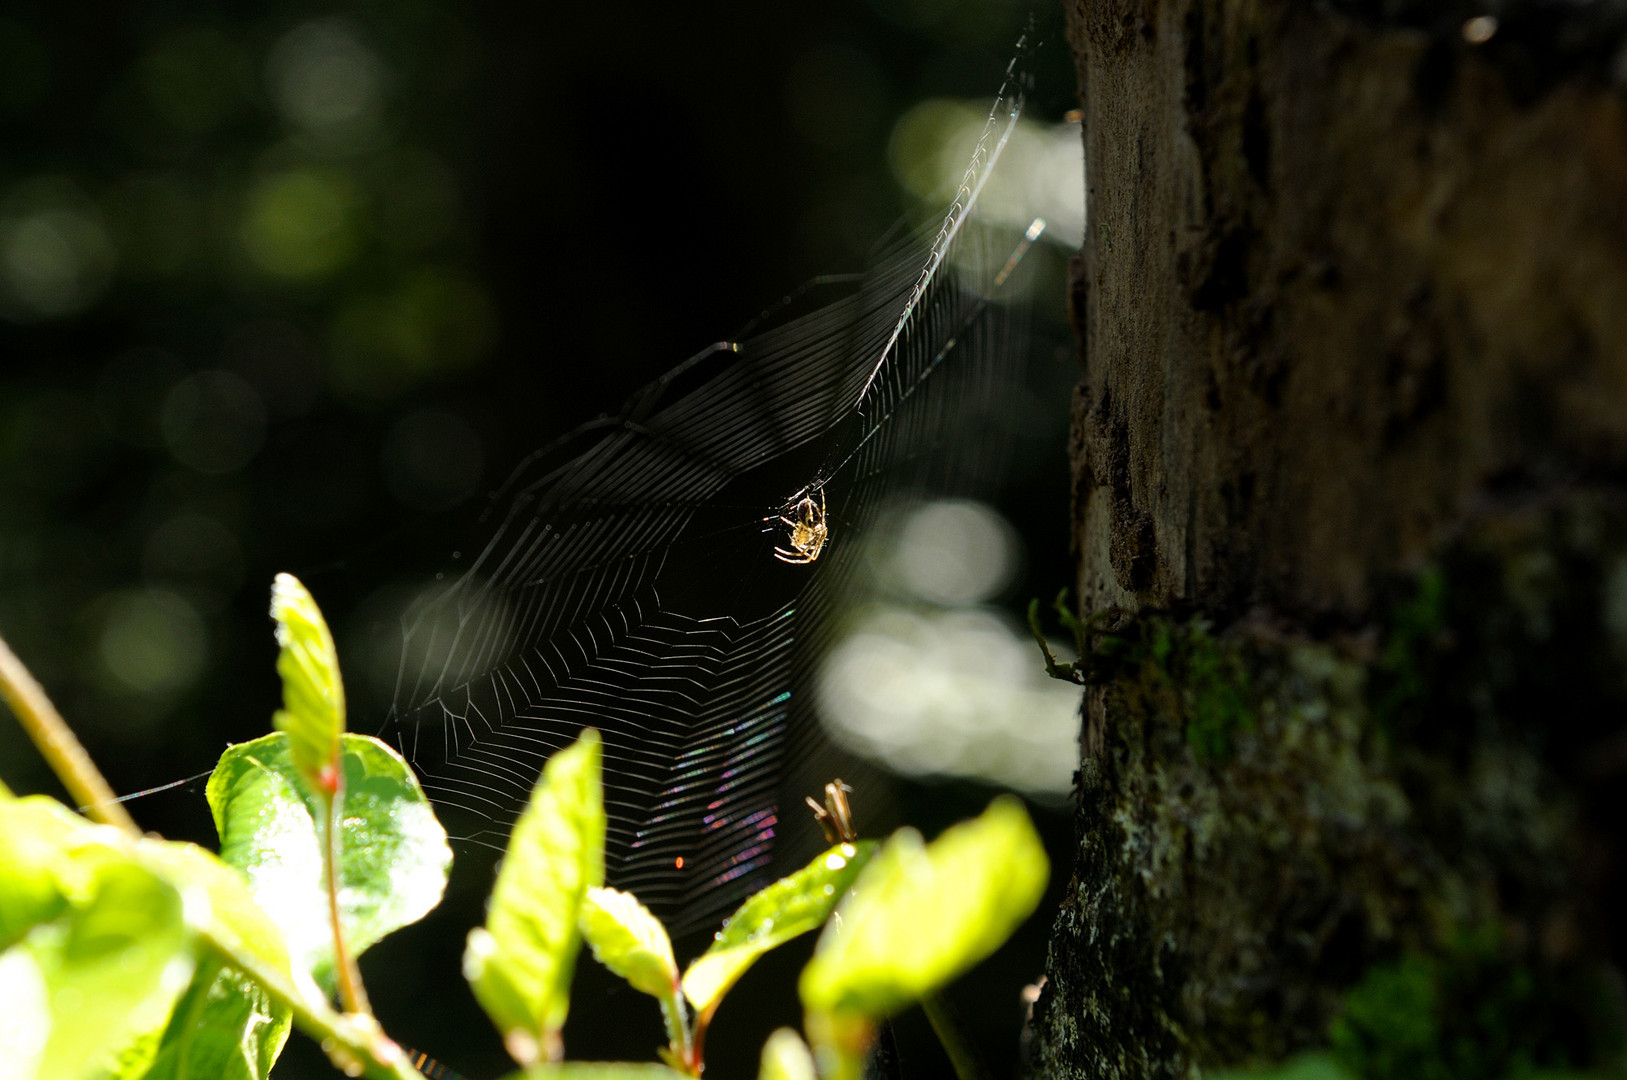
[0,1,1079,1075]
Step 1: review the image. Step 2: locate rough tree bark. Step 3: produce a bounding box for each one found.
[1028,1,1627,1076]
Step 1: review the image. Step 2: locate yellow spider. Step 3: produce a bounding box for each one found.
[773,489,829,564]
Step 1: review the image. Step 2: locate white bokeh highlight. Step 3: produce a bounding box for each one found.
[818,499,1080,797]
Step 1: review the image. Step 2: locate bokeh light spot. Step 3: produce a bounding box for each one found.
[0,181,116,321]
[890,100,1085,247]
[160,370,267,474]
[818,606,1079,797]
[97,589,208,695]
[888,498,1019,604]
[240,168,360,280]
[267,19,386,137]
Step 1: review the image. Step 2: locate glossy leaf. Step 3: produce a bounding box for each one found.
[466,730,604,1066]
[135,841,294,1080]
[268,573,344,787]
[207,732,450,992]
[142,957,291,1080]
[681,841,876,1017]
[757,1028,817,1080]
[5,850,196,1080]
[579,886,677,999]
[798,796,1048,1020]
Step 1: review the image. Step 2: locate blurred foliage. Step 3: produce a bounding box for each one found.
[1328,930,1596,1080]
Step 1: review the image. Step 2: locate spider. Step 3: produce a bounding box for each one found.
[772,488,829,564]
[806,778,857,844]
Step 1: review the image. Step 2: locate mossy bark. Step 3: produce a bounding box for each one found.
[1029,1,1627,1076]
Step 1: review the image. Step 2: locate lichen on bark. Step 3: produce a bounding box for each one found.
[1030,493,1627,1077]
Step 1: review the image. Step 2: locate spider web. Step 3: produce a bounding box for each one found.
[383,51,1043,931]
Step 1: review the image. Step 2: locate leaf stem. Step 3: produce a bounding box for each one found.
[921,992,990,1080]
[198,928,424,1080]
[322,781,373,1018]
[661,988,698,1076]
[0,630,139,836]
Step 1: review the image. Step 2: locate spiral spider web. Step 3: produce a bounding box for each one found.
[383,51,1044,931]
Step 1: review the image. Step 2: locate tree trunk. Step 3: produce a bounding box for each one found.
[1028,1,1627,1076]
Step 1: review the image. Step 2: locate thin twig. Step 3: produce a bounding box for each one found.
[0,630,139,836]
[1026,599,1082,684]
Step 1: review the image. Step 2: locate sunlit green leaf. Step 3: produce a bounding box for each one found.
[0,793,297,1080]
[757,1028,817,1080]
[579,886,677,999]
[465,730,604,1066]
[268,573,344,788]
[681,840,876,1018]
[5,850,196,1080]
[798,796,1048,1020]
[207,732,450,992]
[137,840,291,976]
[0,794,90,949]
[0,936,51,1076]
[141,956,291,1080]
[134,842,294,1080]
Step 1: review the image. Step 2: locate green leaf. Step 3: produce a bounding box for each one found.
[136,840,293,981]
[207,732,451,992]
[0,794,90,949]
[3,850,196,1080]
[681,841,877,1018]
[97,1023,164,1080]
[0,796,297,1080]
[757,1028,817,1080]
[141,956,291,1080]
[579,886,677,999]
[465,730,604,1066]
[268,573,344,788]
[133,842,294,1080]
[798,796,1048,1021]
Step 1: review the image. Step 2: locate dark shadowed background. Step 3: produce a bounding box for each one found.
[0,1,1082,1076]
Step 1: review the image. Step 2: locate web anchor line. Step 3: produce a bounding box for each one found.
[852,39,1030,409]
